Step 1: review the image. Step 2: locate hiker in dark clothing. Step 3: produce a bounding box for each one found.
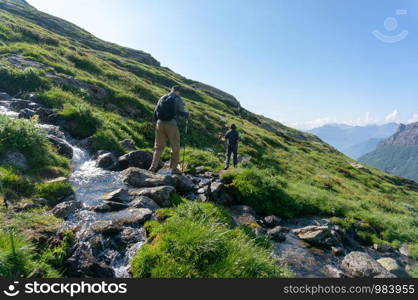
[224,124,239,170]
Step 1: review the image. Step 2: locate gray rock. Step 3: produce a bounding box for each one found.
[210,182,235,206]
[377,257,408,278]
[47,135,74,158]
[18,108,36,119]
[267,226,289,242]
[120,139,136,151]
[10,99,31,110]
[51,201,81,219]
[1,152,28,169]
[0,92,11,100]
[65,247,114,278]
[96,152,118,170]
[172,174,194,194]
[35,107,53,123]
[399,244,411,257]
[293,225,341,247]
[322,265,347,278]
[129,186,175,207]
[114,208,153,227]
[341,252,396,278]
[263,215,283,228]
[122,167,173,188]
[195,166,205,173]
[118,151,161,170]
[130,196,160,211]
[103,188,129,203]
[91,220,122,236]
[93,201,129,212]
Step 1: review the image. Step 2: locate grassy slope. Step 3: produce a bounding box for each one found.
[0,0,417,273]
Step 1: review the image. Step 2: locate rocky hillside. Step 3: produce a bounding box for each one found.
[0,0,417,278]
[360,123,418,182]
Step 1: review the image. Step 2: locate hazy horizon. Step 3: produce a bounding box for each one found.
[27,0,418,130]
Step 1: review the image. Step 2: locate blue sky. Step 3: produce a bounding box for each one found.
[27,0,418,129]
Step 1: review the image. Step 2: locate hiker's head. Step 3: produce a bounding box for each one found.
[171,86,181,96]
[230,124,237,130]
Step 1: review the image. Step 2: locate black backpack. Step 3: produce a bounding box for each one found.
[155,95,176,121]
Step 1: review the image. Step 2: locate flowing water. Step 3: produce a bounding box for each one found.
[0,99,144,278]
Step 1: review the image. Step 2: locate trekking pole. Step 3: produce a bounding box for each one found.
[181,118,189,172]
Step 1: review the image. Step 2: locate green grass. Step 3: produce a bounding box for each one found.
[0,66,49,94]
[131,201,291,278]
[34,181,74,206]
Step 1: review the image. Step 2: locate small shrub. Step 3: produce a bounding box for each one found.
[34,181,74,206]
[131,201,290,278]
[0,67,48,94]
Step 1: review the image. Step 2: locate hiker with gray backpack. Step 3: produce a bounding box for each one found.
[149,86,190,174]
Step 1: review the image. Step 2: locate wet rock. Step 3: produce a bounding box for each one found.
[118,227,146,245]
[93,201,129,212]
[122,168,173,188]
[18,108,36,119]
[129,196,160,211]
[114,208,153,227]
[65,247,115,278]
[35,107,53,123]
[267,226,289,242]
[195,166,205,174]
[0,92,11,100]
[210,182,235,206]
[118,151,160,170]
[129,186,175,207]
[263,215,283,228]
[103,188,129,203]
[293,225,341,248]
[120,139,136,151]
[47,135,74,158]
[229,205,256,226]
[77,136,94,153]
[331,246,345,256]
[172,174,194,194]
[91,220,122,236]
[197,194,208,202]
[377,258,408,278]
[1,152,28,169]
[341,252,396,278]
[51,201,81,219]
[96,152,118,170]
[10,99,31,110]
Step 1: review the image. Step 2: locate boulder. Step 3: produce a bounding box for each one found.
[267,226,289,242]
[118,151,161,170]
[51,201,81,219]
[210,182,235,206]
[35,107,54,123]
[18,108,36,119]
[10,99,31,110]
[47,135,74,158]
[377,258,408,278]
[122,167,173,188]
[129,196,160,211]
[103,188,129,203]
[91,220,123,236]
[172,174,195,194]
[129,186,175,207]
[263,215,283,228]
[114,208,153,227]
[229,205,257,226]
[93,201,129,212]
[341,252,396,278]
[1,152,28,169]
[96,152,118,170]
[118,227,146,245]
[65,247,114,278]
[293,225,341,247]
[120,139,136,151]
[399,244,411,257]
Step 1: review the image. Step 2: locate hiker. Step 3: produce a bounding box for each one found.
[224,124,239,170]
[149,86,190,174]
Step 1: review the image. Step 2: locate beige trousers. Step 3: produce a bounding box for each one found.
[149,121,180,170]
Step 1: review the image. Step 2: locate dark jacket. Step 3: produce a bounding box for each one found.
[225,129,239,147]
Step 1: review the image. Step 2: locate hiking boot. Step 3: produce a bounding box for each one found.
[224,166,229,171]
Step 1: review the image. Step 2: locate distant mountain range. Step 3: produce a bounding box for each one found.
[309,123,399,159]
[360,122,418,182]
